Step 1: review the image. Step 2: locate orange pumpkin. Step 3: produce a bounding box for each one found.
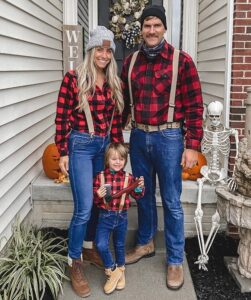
[42,143,61,179]
[182,152,207,181]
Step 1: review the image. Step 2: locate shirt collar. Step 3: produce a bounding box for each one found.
[104,168,124,176]
[159,41,173,60]
[140,40,173,61]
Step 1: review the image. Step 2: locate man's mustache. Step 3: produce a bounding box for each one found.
[145,34,158,38]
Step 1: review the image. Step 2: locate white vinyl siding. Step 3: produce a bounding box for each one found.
[78,0,89,51]
[197,0,228,106]
[0,0,63,251]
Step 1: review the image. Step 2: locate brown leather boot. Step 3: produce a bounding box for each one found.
[166,264,184,290]
[104,266,124,294]
[82,246,103,269]
[125,240,155,265]
[69,259,91,297]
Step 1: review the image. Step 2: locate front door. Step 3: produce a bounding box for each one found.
[98,0,181,72]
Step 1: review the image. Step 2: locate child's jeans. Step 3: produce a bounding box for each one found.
[95,209,128,269]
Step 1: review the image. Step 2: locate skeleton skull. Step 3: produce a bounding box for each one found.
[207,101,223,127]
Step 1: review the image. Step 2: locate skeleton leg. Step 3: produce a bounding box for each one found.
[194,177,209,270]
[204,210,220,255]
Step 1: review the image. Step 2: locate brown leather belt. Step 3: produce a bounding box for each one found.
[134,122,181,132]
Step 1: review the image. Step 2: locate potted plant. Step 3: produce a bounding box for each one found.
[0,220,68,300]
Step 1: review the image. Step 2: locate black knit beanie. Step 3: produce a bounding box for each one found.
[140,5,167,29]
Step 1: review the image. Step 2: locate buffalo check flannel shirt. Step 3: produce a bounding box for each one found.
[93,168,144,211]
[121,41,204,151]
[55,71,124,156]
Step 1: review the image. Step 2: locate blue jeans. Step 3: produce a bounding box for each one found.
[68,130,110,259]
[130,127,184,265]
[95,210,128,268]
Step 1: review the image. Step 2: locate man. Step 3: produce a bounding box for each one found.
[121,5,203,290]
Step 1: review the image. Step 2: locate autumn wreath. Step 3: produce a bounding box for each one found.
[109,0,149,48]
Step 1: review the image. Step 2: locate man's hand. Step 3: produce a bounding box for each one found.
[59,155,69,176]
[181,149,199,169]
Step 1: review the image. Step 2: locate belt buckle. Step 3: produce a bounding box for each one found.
[167,122,174,129]
[145,124,149,132]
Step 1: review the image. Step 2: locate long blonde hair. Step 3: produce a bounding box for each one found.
[76,48,124,114]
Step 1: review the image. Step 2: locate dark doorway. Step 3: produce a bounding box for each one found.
[98,0,166,72]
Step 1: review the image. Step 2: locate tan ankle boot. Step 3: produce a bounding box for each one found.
[125,240,155,265]
[82,246,103,269]
[116,266,125,290]
[104,266,123,294]
[166,264,184,290]
[69,259,91,297]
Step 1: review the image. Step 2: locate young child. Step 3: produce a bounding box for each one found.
[94,143,144,295]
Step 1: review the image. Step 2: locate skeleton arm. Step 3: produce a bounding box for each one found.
[226,129,239,191]
[230,128,239,159]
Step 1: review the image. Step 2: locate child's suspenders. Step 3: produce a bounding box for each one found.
[100,171,129,212]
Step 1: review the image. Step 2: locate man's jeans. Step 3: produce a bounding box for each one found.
[95,210,128,268]
[68,130,109,259]
[130,127,184,265]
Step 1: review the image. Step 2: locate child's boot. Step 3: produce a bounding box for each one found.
[116,266,125,290]
[104,266,123,294]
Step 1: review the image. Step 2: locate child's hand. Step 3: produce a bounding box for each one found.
[97,185,107,198]
[137,176,144,188]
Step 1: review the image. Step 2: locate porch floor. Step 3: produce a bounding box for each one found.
[58,251,197,300]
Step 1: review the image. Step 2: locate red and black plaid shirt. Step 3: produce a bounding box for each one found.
[121,41,203,151]
[55,71,124,156]
[93,168,144,211]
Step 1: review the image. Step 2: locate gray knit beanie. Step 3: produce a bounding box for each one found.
[86,26,116,52]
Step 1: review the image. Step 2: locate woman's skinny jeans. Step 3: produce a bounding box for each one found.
[68,130,110,259]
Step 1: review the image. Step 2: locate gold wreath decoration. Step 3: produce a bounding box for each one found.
[109,0,149,48]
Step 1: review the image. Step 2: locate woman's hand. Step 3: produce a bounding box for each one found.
[59,156,69,176]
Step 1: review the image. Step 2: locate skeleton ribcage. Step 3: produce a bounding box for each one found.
[202,130,231,173]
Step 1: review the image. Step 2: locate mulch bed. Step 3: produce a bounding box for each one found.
[185,233,251,300]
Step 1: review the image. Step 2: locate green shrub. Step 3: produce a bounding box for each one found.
[0,221,68,300]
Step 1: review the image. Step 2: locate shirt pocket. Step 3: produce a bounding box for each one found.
[131,73,142,97]
[153,70,172,96]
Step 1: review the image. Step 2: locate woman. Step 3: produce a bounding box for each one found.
[55,26,124,298]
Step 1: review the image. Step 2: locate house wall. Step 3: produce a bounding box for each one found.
[197,0,229,109]
[78,0,88,51]
[0,0,63,251]
[229,0,251,170]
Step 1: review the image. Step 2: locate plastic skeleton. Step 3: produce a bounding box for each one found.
[194,101,239,270]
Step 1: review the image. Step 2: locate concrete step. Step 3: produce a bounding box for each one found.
[32,171,217,204]
[31,172,225,242]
